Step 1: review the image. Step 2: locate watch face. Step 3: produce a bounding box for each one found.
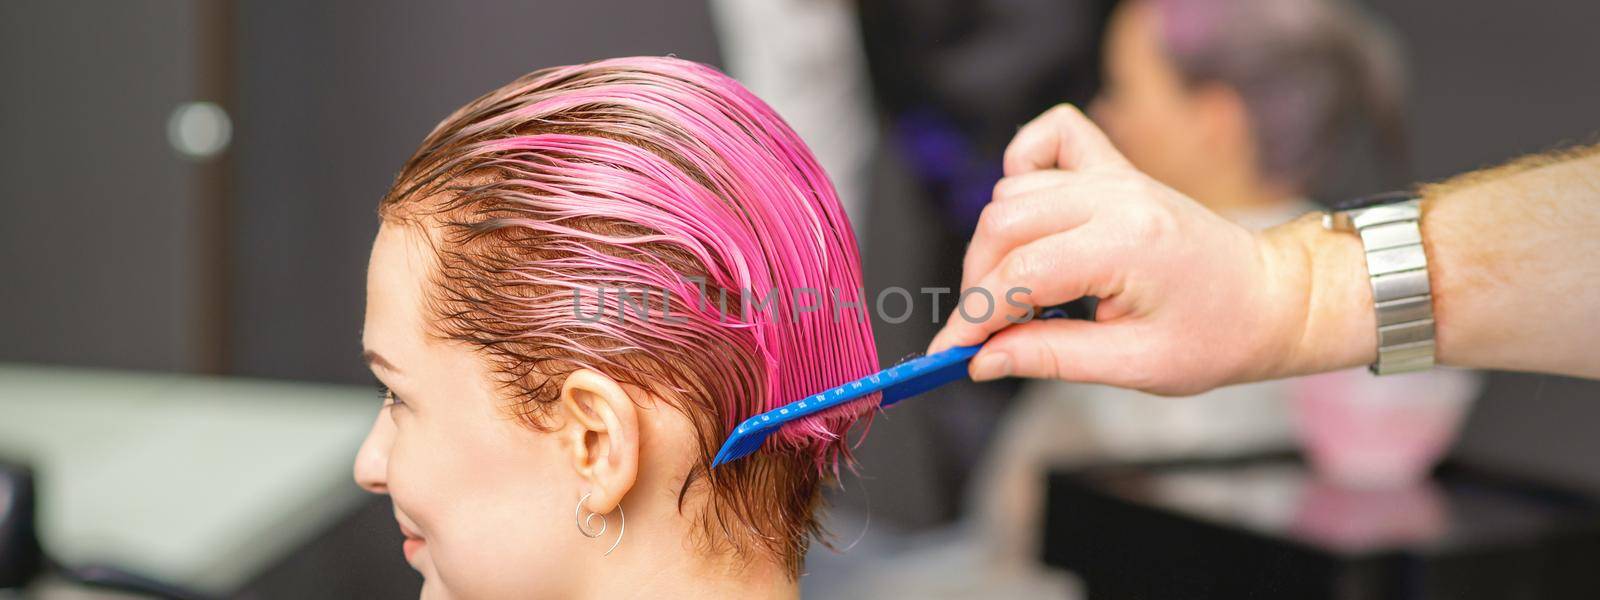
[1334,190,1419,212]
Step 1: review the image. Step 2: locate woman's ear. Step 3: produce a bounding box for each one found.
[559,369,640,515]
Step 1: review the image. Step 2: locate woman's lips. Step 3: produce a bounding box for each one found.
[402,536,427,563]
[397,520,427,565]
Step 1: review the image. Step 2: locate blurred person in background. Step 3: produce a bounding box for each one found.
[966,0,1482,583]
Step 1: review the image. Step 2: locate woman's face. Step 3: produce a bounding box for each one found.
[356,223,584,599]
[1089,0,1219,198]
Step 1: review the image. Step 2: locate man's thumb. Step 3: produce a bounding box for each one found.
[968,318,1129,385]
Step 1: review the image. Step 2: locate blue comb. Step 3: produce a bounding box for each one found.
[710,300,1092,468]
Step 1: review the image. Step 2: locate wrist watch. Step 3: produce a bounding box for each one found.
[1323,191,1435,375]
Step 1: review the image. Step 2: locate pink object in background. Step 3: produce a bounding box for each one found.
[1291,480,1448,552]
[1291,368,1482,489]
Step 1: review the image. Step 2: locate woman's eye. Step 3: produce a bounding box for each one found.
[377,383,407,409]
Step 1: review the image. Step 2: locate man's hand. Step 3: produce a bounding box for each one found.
[928,105,1374,395]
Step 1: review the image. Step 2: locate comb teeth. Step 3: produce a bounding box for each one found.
[711,419,783,467]
[710,344,984,468]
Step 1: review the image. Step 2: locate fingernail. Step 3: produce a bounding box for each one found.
[970,353,1011,381]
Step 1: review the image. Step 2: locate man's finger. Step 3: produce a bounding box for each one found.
[930,230,1114,354]
[1002,104,1130,177]
[961,180,1098,293]
[989,169,1078,204]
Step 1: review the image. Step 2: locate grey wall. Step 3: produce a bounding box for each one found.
[1456,374,1600,491]
[0,1,206,372]
[1378,1,1600,180]
[229,0,723,383]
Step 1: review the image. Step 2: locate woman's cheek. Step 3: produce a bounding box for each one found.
[385,426,446,529]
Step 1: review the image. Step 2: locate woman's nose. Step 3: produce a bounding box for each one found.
[353,410,394,494]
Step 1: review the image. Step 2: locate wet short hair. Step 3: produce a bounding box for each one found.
[376,56,879,576]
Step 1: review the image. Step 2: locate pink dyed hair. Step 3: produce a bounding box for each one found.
[377,56,879,573]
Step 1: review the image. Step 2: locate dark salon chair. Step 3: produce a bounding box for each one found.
[0,460,43,589]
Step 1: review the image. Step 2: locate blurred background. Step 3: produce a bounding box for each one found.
[2,0,1598,598]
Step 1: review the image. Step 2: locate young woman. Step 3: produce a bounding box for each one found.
[354,57,879,599]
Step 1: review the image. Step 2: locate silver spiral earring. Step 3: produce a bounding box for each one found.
[575,492,625,556]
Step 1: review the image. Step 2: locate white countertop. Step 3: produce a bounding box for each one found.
[0,363,377,596]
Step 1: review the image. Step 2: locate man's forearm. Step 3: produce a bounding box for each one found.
[1423,146,1600,377]
[1273,145,1600,379]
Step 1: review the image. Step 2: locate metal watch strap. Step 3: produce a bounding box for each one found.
[1326,198,1435,375]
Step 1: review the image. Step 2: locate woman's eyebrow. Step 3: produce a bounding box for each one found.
[362,349,402,374]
